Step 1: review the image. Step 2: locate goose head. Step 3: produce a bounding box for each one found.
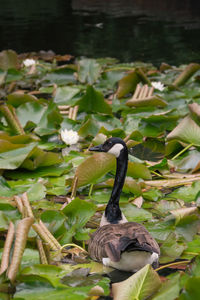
[89,137,127,158]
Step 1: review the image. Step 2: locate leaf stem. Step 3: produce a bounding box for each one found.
[60,243,88,253]
[156,260,190,272]
[171,143,193,161]
[89,184,94,197]
[151,170,164,178]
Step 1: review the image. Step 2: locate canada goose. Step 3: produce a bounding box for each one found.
[88,137,160,272]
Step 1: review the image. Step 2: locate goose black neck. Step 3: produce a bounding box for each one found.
[105,147,128,223]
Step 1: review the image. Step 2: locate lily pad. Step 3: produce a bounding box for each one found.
[160,232,186,263]
[75,152,115,187]
[127,161,152,180]
[77,85,112,114]
[7,93,39,107]
[0,143,37,170]
[121,203,152,222]
[77,58,101,84]
[54,86,80,105]
[112,264,161,300]
[167,116,200,146]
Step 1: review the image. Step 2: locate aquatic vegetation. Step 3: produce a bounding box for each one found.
[0,50,200,299]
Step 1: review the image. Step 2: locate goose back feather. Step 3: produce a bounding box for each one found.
[88,222,160,271]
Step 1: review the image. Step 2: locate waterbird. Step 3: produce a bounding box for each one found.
[88,137,160,272]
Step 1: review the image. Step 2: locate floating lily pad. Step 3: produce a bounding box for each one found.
[77,58,102,84]
[77,85,112,114]
[54,86,81,105]
[0,143,37,170]
[112,264,161,300]
[75,152,115,187]
[167,116,200,146]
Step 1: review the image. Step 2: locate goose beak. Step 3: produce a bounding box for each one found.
[89,144,104,152]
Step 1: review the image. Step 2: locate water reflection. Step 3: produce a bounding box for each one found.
[0,0,200,65]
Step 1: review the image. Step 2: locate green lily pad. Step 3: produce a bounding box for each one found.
[7,93,39,107]
[77,58,101,84]
[62,198,96,228]
[179,277,200,300]
[61,197,96,242]
[16,102,46,127]
[127,161,152,180]
[54,86,80,105]
[167,116,200,146]
[4,163,70,179]
[152,273,180,300]
[121,203,152,222]
[106,177,142,195]
[112,264,161,300]
[160,232,186,263]
[77,85,112,114]
[75,152,115,187]
[34,102,63,136]
[0,143,37,170]
[43,67,75,85]
[166,181,200,202]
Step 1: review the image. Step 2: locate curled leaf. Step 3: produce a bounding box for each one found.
[173,63,200,86]
[0,222,15,274]
[7,217,34,282]
[167,116,200,146]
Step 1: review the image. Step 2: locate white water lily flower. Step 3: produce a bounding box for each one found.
[151,81,165,91]
[23,59,36,67]
[60,129,79,145]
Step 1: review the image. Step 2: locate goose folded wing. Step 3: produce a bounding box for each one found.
[88,222,160,263]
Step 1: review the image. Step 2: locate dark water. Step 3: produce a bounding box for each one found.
[0,0,200,65]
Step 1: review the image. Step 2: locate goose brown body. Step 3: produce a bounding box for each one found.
[88,137,160,271]
[88,222,160,269]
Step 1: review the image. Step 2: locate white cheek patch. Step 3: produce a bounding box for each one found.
[108,144,124,157]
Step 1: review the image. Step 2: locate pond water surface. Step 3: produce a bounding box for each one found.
[0,0,200,65]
